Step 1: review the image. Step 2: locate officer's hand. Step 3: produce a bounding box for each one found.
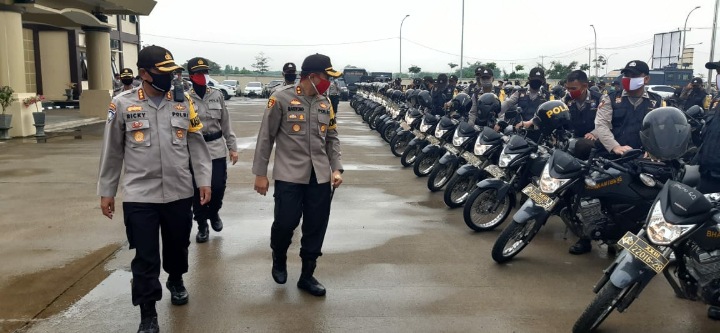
[612,145,633,156]
[199,186,211,205]
[332,171,343,189]
[229,151,238,165]
[100,196,115,219]
[255,176,269,196]
[584,133,597,140]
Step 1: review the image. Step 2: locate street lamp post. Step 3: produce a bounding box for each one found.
[460,0,464,80]
[399,14,410,79]
[683,6,701,67]
[710,0,719,91]
[590,24,597,79]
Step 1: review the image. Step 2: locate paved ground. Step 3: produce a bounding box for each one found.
[1,97,718,333]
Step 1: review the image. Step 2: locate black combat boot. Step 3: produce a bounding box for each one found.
[166,279,189,305]
[210,214,223,232]
[569,238,592,255]
[708,306,720,320]
[271,252,287,284]
[196,220,209,243]
[138,302,159,333]
[297,259,326,296]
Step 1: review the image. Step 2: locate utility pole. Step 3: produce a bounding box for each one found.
[399,14,410,79]
[590,25,597,80]
[709,0,719,91]
[460,0,465,80]
[587,48,592,77]
[539,55,547,69]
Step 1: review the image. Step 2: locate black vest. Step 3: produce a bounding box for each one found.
[683,89,708,110]
[699,114,720,176]
[517,91,546,121]
[609,91,663,149]
[565,90,601,138]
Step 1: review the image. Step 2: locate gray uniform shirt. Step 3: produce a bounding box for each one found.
[328,80,340,96]
[252,84,343,184]
[593,90,652,152]
[97,87,212,203]
[468,92,500,125]
[189,87,237,160]
[500,89,541,116]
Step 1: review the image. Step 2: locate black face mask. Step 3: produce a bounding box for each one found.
[284,74,297,82]
[121,78,134,85]
[529,81,543,90]
[145,70,173,93]
[193,83,207,99]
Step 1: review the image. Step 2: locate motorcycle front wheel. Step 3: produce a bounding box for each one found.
[462,188,511,231]
[413,151,439,177]
[443,173,476,208]
[391,134,410,157]
[383,124,398,143]
[401,144,420,167]
[572,283,628,333]
[491,218,540,263]
[427,161,457,192]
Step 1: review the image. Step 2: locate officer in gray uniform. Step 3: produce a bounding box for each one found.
[502,67,548,129]
[186,57,238,243]
[328,77,340,114]
[252,53,344,297]
[97,45,212,333]
[115,68,135,97]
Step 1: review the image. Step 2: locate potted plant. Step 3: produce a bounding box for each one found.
[23,95,46,137]
[65,82,76,101]
[0,85,18,140]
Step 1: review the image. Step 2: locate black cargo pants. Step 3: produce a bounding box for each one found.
[123,198,193,305]
[192,157,227,222]
[271,169,332,261]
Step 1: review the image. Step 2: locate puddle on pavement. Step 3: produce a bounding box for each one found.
[0,168,51,179]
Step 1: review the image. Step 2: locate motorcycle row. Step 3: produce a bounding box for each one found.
[349,81,720,332]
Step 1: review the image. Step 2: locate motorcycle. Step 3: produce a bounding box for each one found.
[573,180,720,333]
[426,121,480,192]
[400,112,439,167]
[412,115,460,177]
[391,106,424,157]
[462,130,553,232]
[491,147,681,264]
[442,126,505,208]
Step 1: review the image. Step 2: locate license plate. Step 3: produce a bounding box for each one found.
[484,164,505,179]
[413,130,426,140]
[444,144,460,154]
[617,232,669,274]
[401,122,410,130]
[428,136,440,145]
[521,184,556,211]
[462,152,481,166]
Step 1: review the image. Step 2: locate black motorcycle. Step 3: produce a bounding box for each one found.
[426,121,480,191]
[573,180,720,332]
[401,113,439,167]
[442,127,505,208]
[462,131,551,232]
[491,148,677,264]
[412,115,460,177]
[391,107,424,157]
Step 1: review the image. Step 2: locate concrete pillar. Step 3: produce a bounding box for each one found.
[80,24,112,118]
[0,5,27,92]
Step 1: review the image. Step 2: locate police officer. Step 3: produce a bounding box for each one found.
[696,61,720,194]
[412,77,423,89]
[186,57,238,243]
[114,68,135,96]
[563,70,601,140]
[464,66,490,96]
[448,75,459,94]
[680,77,709,111]
[328,77,340,114]
[468,66,501,126]
[430,74,453,115]
[252,53,343,297]
[98,45,212,333]
[422,75,434,91]
[281,62,297,86]
[502,67,548,130]
[570,60,663,255]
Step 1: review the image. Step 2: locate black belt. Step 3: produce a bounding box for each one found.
[203,131,223,142]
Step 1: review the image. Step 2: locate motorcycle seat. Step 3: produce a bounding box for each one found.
[683,165,700,188]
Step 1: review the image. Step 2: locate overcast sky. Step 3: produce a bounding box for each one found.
[140,0,719,77]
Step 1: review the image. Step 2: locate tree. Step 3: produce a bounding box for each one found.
[448,62,458,70]
[455,61,500,79]
[545,61,579,80]
[579,64,591,71]
[252,52,271,75]
[239,67,253,75]
[408,65,422,76]
[515,65,524,72]
[233,66,240,74]
[224,65,233,75]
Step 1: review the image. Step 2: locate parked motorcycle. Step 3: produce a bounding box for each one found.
[413,115,460,177]
[401,112,439,167]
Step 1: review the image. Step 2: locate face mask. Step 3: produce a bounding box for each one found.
[121,78,133,85]
[310,74,331,95]
[528,81,542,90]
[480,79,493,90]
[190,73,207,86]
[284,73,297,82]
[145,70,173,93]
[621,77,645,91]
[568,88,584,100]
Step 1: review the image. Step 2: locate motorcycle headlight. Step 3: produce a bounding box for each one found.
[646,201,695,245]
[453,132,469,146]
[420,122,432,133]
[538,164,571,194]
[435,128,448,138]
[474,144,493,156]
[405,113,413,124]
[498,152,519,168]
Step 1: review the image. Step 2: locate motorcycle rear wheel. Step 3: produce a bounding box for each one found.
[491,218,540,263]
[463,188,511,231]
[572,283,628,333]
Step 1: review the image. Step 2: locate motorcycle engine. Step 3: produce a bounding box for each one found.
[577,199,609,240]
[684,246,720,306]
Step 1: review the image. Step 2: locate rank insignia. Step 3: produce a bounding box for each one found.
[288,114,298,119]
[290,99,302,105]
[134,131,145,142]
[320,103,328,109]
[127,105,143,112]
[299,114,305,120]
[292,124,301,132]
[174,104,186,111]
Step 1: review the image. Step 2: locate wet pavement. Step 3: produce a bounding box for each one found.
[1,98,718,332]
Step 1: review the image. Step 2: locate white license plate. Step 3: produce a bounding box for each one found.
[484,164,505,179]
[462,152,481,165]
[427,136,440,145]
[401,122,410,130]
[444,144,460,154]
[413,130,426,140]
[521,184,556,211]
